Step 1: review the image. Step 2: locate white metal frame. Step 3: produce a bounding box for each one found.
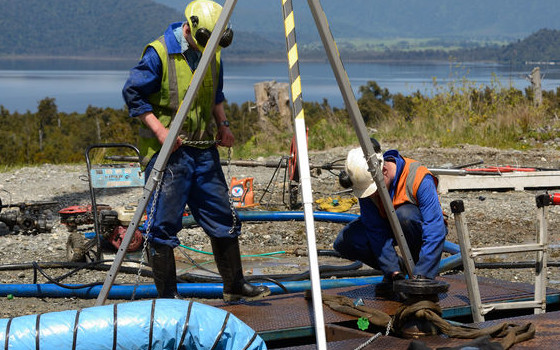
[451,195,550,323]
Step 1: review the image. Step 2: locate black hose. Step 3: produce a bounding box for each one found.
[178,260,369,283]
[279,260,364,281]
[31,262,104,289]
[0,260,153,284]
[51,260,152,282]
[0,260,148,272]
[246,276,290,294]
[2,249,375,289]
[317,249,343,258]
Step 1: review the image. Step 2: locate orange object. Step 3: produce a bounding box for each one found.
[465,166,537,173]
[230,177,258,208]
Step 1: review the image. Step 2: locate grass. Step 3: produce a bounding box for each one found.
[2,74,559,168]
[373,76,558,151]
[225,74,560,159]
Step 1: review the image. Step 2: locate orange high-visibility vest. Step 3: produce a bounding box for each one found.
[374,157,436,217]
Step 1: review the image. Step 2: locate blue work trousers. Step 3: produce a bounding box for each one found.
[333,203,425,277]
[144,146,241,247]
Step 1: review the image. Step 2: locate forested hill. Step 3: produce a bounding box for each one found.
[343,29,560,64]
[0,0,283,60]
[459,29,560,64]
[0,0,180,58]
[158,0,560,42]
[2,0,560,63]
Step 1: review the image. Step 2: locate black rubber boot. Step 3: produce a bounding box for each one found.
[148,243,180,299]
[211,237,271,302]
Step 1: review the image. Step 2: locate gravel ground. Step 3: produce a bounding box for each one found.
[1,143,560,318]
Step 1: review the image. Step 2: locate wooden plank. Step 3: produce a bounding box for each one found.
[437,171,560,193]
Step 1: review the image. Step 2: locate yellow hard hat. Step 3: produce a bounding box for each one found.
[185,0,233,51]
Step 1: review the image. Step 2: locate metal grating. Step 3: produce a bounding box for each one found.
[208,275,560,349]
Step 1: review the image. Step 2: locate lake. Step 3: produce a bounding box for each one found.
[1,59,559,114]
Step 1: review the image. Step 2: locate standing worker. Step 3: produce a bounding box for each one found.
[122,0,270,302]
[334,145,447,295]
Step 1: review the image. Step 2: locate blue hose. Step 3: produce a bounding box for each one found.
[0,299,266,350]
[182,210,360,226]
[0,211,462,299]
[0,277,384,299]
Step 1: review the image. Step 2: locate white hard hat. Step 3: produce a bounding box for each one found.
[345,147,383,198]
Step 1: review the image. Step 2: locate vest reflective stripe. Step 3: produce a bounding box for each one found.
[372,158,434,218]
[393,157,433,207]
[137,35,220,166]
[162,37,180,113]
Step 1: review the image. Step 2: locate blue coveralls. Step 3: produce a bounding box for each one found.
[122,22,240,248]
[333,150,447,279]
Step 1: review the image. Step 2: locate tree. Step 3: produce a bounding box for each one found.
[357,81,392,125]
[37,98,58,151]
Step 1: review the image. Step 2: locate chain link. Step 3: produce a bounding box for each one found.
[181,139,220,146]
[132,172,163,300]
[352,318,392,350]
[225,147,237,235]
[353,332,381,350]
[385,318,393,336]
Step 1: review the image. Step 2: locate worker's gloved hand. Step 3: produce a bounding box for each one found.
[392,272,406,281]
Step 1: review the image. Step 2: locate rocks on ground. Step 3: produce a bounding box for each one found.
[1,143,560,318]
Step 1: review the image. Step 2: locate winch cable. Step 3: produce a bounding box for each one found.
[312,292,535,350]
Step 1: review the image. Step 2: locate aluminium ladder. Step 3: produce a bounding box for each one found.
[450,194,551,323]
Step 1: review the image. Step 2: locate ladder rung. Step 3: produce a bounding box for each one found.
[482,300,544,313]
[471,243,544,257]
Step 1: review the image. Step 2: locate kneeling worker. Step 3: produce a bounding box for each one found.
[334,146,447,292]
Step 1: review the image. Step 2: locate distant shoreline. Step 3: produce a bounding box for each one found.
[0,54,541,68]
[0,54,494,65]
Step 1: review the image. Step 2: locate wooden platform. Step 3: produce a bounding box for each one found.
[437,171,560,193]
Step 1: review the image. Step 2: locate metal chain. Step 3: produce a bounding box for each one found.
[181,139,220,146]
[353,332,381,350]
[385,318,393,336]
[131,172,163,300]
[352,318,392,350]
[225,147,237,235]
